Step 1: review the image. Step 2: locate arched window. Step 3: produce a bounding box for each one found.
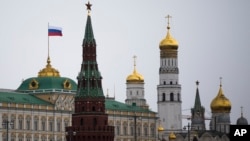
[92,106,95,111]
[170,81,173,85]
[170,93,174,101]
[162,93,166,101]
[177,93,180,101]
[163,81,166,85]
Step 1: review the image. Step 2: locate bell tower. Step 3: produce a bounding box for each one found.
[157,15,182,130]
[65,2,114,141]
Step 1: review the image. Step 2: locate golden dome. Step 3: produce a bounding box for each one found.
[159,15,178,50]
[158,125,164,132]
[38,57,60,77]
[210,84,231,113]
[169,132,176,140]
[160,29,178,49]
[126,69,144,83]
[126,56,144,83]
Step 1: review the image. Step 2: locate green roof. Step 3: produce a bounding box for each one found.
[105,98,155,113]
[83,14,96,45]
[0,90,51,105]
[17,77,77,93]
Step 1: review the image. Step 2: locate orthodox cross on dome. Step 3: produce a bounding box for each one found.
[86,1,92,13]
[241,106,244,117]
[133,55,137,69]
[219,77,223,86]
[165,14,172,29]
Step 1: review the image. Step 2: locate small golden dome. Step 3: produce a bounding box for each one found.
[210,84,231,113]
[158,125,164,132]
[38,57,60,77]
[169,132,176,140]
[126,55,144,83]
[126,69,144,83]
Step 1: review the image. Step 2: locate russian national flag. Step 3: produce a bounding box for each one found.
[48,26,62,36]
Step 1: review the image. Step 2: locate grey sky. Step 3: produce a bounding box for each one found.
[0,0,250,128]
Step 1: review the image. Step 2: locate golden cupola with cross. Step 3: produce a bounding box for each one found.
[159,15,178,58]
[210,79,231,113]
[126,56,144,83]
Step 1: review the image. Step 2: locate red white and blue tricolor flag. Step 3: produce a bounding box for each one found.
[48,26,62,36]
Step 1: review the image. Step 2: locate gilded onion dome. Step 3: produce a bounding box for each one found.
[38,57,60,77]
[126,56,144,83]
[159,15,178,50]
[210,81,231,113]
[168,132,176,140]
[157,124,164,132]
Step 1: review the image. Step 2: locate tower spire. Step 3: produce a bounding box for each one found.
[76,1,103,97]
[194,80,201,109]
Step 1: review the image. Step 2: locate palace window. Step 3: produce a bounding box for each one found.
[34,120,38,131]
[116,126,120,135]
[144,127,148,136]
[49,121,53,131]
[18,119,23,130]
[42,120,46,131]
[26,120,30,130]
[123,126,127,135]
[130,127,134,135]
[57,122,61,132]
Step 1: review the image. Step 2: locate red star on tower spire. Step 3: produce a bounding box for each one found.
[86,1,92,12]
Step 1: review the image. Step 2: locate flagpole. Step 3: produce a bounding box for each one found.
[48,23,50,59]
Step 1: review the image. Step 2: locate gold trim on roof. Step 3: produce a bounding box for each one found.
[63,79,72,90]
[38,57,60,77]
[29,79,39,89]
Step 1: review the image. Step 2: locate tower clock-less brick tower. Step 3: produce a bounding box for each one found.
[66,2,114,141]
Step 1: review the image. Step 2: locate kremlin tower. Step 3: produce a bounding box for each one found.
[65,2,114,141]
[157,15,182,130]
[191,81,206,131]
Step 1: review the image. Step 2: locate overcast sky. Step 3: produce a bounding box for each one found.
[1,0,250,128]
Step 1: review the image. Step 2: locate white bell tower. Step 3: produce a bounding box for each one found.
[157,15,182,130]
